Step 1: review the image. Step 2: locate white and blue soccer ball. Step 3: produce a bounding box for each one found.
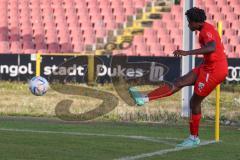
[29,76,49,96]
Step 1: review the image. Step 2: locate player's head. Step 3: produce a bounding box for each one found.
[185,7,206,31]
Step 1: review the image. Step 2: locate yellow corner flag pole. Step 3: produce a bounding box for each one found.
[215,21,222,142]
[88,55,95,85]
[36,52,41,77]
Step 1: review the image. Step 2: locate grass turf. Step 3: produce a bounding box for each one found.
[0,117,239,160]
[0,81,239,122]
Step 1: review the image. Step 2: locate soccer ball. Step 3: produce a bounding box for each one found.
[29,76,49,96]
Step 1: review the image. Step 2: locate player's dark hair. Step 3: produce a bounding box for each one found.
[185,7,206,23]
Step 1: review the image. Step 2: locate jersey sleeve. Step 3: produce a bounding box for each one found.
[200,29,215,45]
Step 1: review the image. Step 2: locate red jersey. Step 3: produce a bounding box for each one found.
[198,22,227,71]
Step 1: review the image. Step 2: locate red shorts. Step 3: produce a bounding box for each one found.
[192,63,228,97]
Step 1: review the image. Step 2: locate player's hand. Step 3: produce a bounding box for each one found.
[173,50,188,57]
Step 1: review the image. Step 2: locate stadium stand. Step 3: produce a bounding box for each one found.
[0,0,239,57]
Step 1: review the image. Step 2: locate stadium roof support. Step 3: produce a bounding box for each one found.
[181,0,195,117]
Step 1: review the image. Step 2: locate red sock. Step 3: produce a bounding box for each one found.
[147,83,173,101]
[189,113,201,137]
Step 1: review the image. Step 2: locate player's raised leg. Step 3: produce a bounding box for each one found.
[129,71,197,106]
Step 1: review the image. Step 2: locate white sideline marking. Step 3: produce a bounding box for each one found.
[115,140,216,160]
[0,128,178,146]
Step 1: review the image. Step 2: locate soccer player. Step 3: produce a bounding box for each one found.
[129,7,228,147]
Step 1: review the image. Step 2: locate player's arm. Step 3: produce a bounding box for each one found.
[187,41,216,55]
[173,41,216,56]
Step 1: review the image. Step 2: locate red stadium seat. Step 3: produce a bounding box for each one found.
[60,43,73,52]
[149,43,164,56]
[123,0,134,7]
[0,16,8,27]
[72,41,84,52]
[70,27,83,39]
[35,34,45,43]
[90,14,104,25]
[9,34,20,42]
[144,29,158,44]
[105,21,117,30]
[33,26,45,36]
[124,46,136,56]
[161,13,173,21]
[204,0,216,5]
[0,27,8,41]
[82,28,95,37]
[46,31,58,44]
[224,44,234,53]
[220,6,233,13]
[170,28,182,36]
[164,44,177,56]
[48,43,60,52]
[217,0,228,5]
[144,28,156,37]
[229,0,240,5]
[23,41,36,54]
[101,8,113,18]
[206,13,214,20]
[152,21,165,28]
[221,36,229,45]
[173,36,183,48]
[224,28,237,37]
[145,36,159,45]
[234,45,240,56]
[230,20,240,27]
[79,18,92,29]
[221,21,230,29]
[10,41,23,53]
[159,37,172,45]
[95,28,107,37]
[83,34,96,44]
[172,13,183,22]
[89,7,101,18]
[65,8,77,19]
[86,0,98,7]
[133,0,145,8]
[36,42,48,53]
[229,37,240,46]
[225,13,238,23]
[157,28,169,38]
[58,31,71,44]
[165,21,179,29]
[99,0,110,8]
[133,35,145,45]
[0,41,10,53]
[206,6,220,14]
[111,0,122,6]
[67,16,79,28]
[114,12,125,23]
[171,5,183,14]
[135,43,149,56]
[213,13,225,20]
[227,52,237,58]
[21,26,33,35]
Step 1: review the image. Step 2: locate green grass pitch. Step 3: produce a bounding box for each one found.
[0,117,239,160]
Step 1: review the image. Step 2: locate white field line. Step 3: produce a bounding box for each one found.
[0,128,178,146]
[115,140,217,160]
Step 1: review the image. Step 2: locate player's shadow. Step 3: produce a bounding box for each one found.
[52,84,119,121]
[48,56,119,121]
